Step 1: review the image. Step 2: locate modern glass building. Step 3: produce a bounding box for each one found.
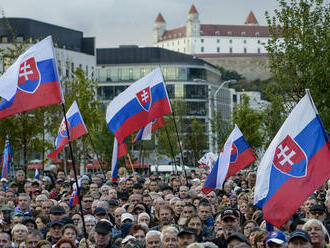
[96,46,231,152]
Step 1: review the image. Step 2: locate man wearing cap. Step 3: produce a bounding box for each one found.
[177,227,197,248]
[121,213,135,225]
[42,176,52,191]
[227,232,250,248]
[94,208,108,221]
[309,205,327,222]
[49,178,64,200]
[94,220,114,248]
[49,206,66,221]
[48,220,64,245]
[288,230,312,248]
[266,231,288,248]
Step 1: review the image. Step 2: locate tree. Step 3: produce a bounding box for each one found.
[211,110,232,152]
[265,0,330,129]
[216,66,243,81]
[184,119,207,165]
[233,95,264,149]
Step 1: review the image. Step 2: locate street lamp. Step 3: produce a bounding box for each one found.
[210,79,237,153]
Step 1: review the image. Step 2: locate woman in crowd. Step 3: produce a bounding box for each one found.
[11,224,28,248]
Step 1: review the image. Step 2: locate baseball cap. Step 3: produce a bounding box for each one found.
[108,199,119,206]
[289,230,311,243]
[1,205,14,211]
[94,208,107,216]
[81,175,90,181]
[95,220,112,234]
[122,235,136,245]
[50,206,65,215]
[55,178,64,184]
[266,231,287,244]
[178,227,196,237]
[310,205,326,212]
[221,208,239,220]
[49,220,64,228]
[31,180,40,186]
[0,178,8,183]
[42,176,52,183]
[9,182,18,187]
[227,232,250,244]
[121,213,134,223]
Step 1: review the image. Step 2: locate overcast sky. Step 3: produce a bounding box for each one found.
[0,0,279,48]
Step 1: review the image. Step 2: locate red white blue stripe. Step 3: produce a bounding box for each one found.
[133,117,164,144]
[0,36,63,119]
[48,101,88,160]
[111,138,128,181]
[1,138,13,179]
[254,91,330,228]
[203,124,256,194]
[106,68,171,144]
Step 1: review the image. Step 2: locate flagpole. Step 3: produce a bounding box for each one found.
[61,103,88,240]
[87,133,106,179]
[127,153,137,182]
[163,124,178,174]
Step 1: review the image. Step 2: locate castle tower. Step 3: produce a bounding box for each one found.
[153,13,167,44]
[244,11,259,25]
[186,5,200,37]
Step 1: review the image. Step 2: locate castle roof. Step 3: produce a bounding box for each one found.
[245,11,258,25]
[155,13,166,23]
[189,5,198,14]
[160,24,270,41]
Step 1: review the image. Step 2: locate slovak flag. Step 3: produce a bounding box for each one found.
[202,124,256,194]
[1,138,13,178]
[106,68,172,144]
[111,138,128,181]
[254,91,330,228]
[34,169,40,180]
[0,36,63,120]
[69,180,81,207]
[133,117,164,143]
[48,101,88,160]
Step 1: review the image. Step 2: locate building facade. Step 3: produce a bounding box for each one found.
[96,46,231,152]
[153,5,271,56]
[0,18,96,80]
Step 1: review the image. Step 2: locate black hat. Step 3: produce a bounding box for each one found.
[133,183,143,189]
[50,206,65,215]
[227,232,250,244]
[178,227,196,237]
[31,180,40,186]
[108,199,119,206]
[55,178,64,184]
[21,217,36,226]
[161,184,173,191]
[94,207,107,216]
[289,230,311,243]
[310,205,326,212]
[49,220,64,228]
[95,220,112,234]
[221,208,239,220]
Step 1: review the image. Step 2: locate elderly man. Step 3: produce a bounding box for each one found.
[152,205,175,231]
[177,228,197,248]
[146,230,161,248]
[288,230,312,248]
[161,226,179,248]
[303,219,328,248]
[265,231,288,248]
[0,232,11,248]
[25,230,42,248]
[94,220,113,248]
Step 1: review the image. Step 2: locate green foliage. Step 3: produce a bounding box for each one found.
[216,66,244,81]
[265,0,330,130]
[233,95,264,149]
[211,110,232,151]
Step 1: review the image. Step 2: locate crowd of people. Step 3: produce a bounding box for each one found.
[0,164,329,248]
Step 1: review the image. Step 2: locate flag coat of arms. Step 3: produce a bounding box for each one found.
[203,124,256,194]
[254,91,330,228]
[106,68,171,144]
[1,138,13,178]
[133,117,165,143]
[0,36,63,119]
[48,101,88,160]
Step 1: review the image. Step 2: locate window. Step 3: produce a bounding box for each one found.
[256,32,260,36]
[229,47,233,53]
[229,39,233,44]
[258,40,261,44]
[257,48,261,54]
[201,39,204,43]
[172,42,174,46]
[217,39,220,43]
[177,40,180,45]
[227,31,232,35]
[217,47,220,53]
[215,31,220,35]
[16,36,24,42]
[244,40,247,44]
[244,48,247,53]
[201,47,204,52]
[241,32,246,36]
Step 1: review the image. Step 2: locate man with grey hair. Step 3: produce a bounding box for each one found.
[161,226,179,248]
[16,193,31,214]
[146,230,161,248]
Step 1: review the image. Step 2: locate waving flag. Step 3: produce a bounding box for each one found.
[111,138,128,181]
[34,169,40,180]
[69,180,81,207]
[1,138,13,178]
[254,91,330,228]
[0,36,63,120]
[133,117,164,143]
[198,152,218,175]
[106,68,171,144]
[48,101,88,160]
[203,124,256,194]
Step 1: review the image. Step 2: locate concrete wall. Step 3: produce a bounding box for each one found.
[199,54,271,80]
